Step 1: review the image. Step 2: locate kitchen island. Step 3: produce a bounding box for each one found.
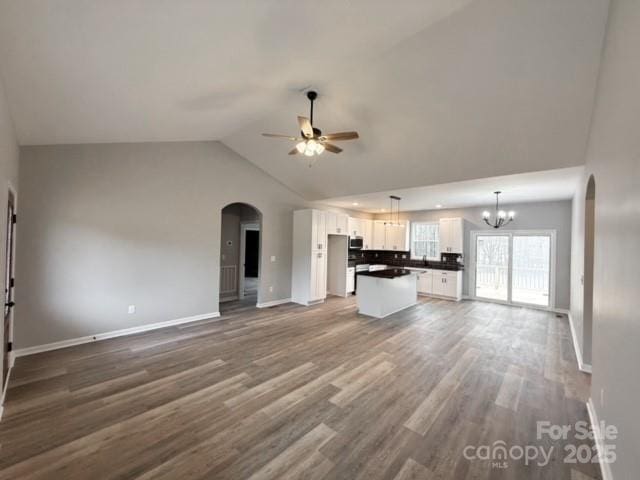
[356,268,418,318]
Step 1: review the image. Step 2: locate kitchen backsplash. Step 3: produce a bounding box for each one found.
[348,250,464,271]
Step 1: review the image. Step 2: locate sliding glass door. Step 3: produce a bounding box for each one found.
[475,235,509,301]
[472,231,554,308]
[512,235,551,306]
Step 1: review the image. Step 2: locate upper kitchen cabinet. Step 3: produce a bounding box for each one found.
[312,209,327,250]
[439,217,463,253]
[361,219,373,250]
[372,220,410,251]
[326,211,348,235]
[386,221,410,251]
[372,221,386,250]
[348,216,362,237]
[347,217,374,250]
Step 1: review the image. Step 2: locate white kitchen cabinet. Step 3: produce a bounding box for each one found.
[347,217,374,250]
[417,270,433,294]
[386,221,410,251]
[439,218,464,253]
[362,219,373,250]
[326,211,348,235]
[312,209,327,250]
[346,267,355,293]
[431,270,462,300]
[310,250,327,300]
[372,221,386,250]
[292,209,329,305]
[348,217,362,237]
[371,220,410,251]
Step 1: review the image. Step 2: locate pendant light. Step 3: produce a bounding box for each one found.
[385,196,402,227]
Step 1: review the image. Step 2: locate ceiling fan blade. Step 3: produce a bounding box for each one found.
[262,133,299,140]
[322,143,343,154]
[298,116,314,138]
[288,147,299,155]
[320,131,359,141]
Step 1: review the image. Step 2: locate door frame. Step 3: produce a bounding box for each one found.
[239,222,260,300]
[469,229,556,310]
[2,184,17,408]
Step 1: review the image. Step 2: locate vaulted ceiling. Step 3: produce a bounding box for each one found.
[0,0,609,200]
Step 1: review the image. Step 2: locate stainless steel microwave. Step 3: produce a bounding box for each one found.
[349,237,363,249]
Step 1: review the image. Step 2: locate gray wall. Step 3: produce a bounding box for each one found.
[374,199,573,309]
[15,142,306,348]
[578,0,640,477]
[0,78,19,385]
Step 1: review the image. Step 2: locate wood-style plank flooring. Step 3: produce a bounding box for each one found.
[0,297,599,479]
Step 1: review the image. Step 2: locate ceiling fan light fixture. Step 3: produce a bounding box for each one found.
[296,141,306,153]
[315,143,325,154]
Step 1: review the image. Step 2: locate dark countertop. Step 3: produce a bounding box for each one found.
[356,268,415,279]
[349,261,463,271]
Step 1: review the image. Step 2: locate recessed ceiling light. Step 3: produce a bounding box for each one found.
[436,204,443,209]
[352,202,359,206]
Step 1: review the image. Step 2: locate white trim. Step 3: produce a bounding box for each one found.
[586,398,613,480]
[256,298,291,308]
[13,311,221,357]
[568,312,593,373]
[469,229,557,309]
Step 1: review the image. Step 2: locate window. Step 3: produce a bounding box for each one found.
[411,222,440,260]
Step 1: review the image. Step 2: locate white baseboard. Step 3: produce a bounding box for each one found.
[568,312,592,374]
[257,298,291,308]
[13,311,220,358]
[586,398,614,480]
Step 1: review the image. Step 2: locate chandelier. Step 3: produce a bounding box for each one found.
[482,191,515,229]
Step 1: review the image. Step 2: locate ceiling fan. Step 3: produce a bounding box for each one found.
[262,91,359,158]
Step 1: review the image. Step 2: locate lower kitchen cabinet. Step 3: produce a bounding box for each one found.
[417,269,462,301]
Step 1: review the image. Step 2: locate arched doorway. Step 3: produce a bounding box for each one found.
[583,175,595,367]
[219,202,262,309]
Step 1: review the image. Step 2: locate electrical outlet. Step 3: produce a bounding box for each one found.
[600,388,605,407]
[402,254,407,259]
[221,254,226,261]
[270,255,276,262]
[269,286,274,293]
[128,305,136,314]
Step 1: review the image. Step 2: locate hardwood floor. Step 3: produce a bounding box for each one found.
[0,297,599,479]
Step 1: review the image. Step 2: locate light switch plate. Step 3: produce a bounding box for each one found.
[270,256,276,262]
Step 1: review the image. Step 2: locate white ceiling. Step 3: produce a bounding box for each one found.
[322,166,584,213]
[0,0,609,200]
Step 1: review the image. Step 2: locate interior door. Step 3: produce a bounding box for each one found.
[244,230,260,278]
[3,190,16,387]
[474,234,510,301]
[512,234,551,307]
